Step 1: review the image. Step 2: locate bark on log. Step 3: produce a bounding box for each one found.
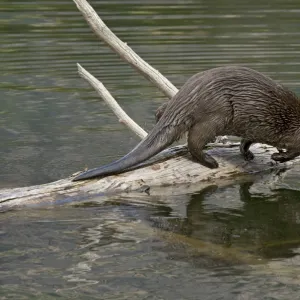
[0,0,297,211]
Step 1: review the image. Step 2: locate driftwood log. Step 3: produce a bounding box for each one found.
[0,0,298,211]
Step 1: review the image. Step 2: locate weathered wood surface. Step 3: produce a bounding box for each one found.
[0,143,297,211]
[0,0,298,211]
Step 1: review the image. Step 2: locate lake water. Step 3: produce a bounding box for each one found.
[1,0,300,299]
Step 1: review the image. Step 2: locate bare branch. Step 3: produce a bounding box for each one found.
[77,63,147,139]
[73,0,178,99]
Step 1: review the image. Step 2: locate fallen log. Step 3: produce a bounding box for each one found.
[0,0,298,211]
[0,141,295,211]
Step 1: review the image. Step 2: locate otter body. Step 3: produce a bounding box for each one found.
[73,66,300,181]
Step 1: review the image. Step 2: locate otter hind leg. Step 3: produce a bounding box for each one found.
[240,139,254,161]
[155,102,168,123]
[188,122,219,169]
[271,150,300,163]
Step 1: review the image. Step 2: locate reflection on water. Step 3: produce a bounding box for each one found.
[2,176,300,299]
[185,183,300,259]
[2,0,300,299]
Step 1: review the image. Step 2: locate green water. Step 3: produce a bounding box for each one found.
[1,0,300,299]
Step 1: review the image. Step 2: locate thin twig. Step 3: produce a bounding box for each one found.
[77,63,147,139]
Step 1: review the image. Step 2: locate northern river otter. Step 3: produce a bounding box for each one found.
[73,66,300,181]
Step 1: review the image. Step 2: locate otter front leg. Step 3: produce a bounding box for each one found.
[271,150,300,163]
[155,102,168,123]
[240,139,254,161]
[188,122,219,169]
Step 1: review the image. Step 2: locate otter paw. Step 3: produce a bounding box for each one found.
[209,161,219,169]
[271,152,288,163]
[203,155,219,169]
[243,151,255,161]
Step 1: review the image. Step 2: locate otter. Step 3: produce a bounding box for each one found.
[73,66,300,181]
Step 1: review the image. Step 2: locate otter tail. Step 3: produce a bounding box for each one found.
[72,124,182,181]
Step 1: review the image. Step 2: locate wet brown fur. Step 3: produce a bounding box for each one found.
[155,66,300,167]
